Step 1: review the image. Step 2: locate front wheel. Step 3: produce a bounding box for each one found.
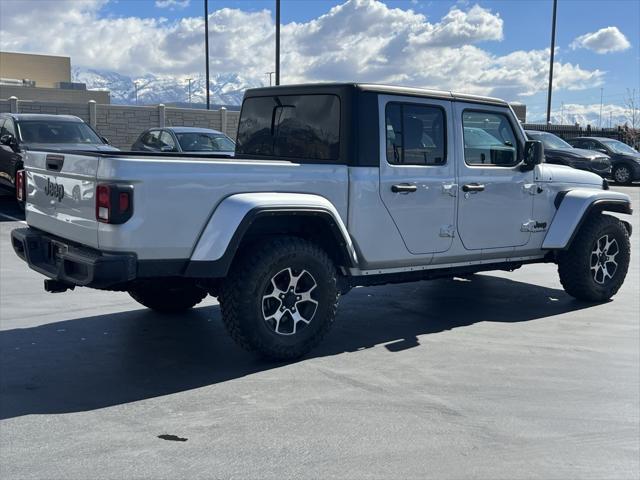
[557,214,630,302]
[612,164,633,185]
[219,236,339,360]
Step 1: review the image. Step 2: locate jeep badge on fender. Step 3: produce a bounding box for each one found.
[45,178,64,202]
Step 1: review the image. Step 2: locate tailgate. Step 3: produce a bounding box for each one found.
[25,151,100,248]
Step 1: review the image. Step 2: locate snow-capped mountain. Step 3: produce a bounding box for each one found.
[72,67,262,106]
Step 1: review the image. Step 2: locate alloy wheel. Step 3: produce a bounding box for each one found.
[590,234,619,285]
[614,166,630,184]
[261,267,319,335]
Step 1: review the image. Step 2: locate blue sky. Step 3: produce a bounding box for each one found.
[1,0,638,123]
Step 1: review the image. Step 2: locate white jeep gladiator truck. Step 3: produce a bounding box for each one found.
[12,84,633,359]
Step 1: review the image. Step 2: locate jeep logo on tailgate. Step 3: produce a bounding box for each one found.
[45,178,65,202]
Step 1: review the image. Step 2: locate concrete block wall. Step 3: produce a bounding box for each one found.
[96,105,160,149]
[0,96,240,149]
[15,101,91,122]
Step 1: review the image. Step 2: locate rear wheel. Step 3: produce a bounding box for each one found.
[612,164,633,185]
[219,236,339,360]
[129,281,207,313]
[557,214,630,302]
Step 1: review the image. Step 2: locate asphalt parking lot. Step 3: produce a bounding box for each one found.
[1,187,638,480]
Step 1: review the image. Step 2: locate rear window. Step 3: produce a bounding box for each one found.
[236,94,340,161]
[18,120,102,144]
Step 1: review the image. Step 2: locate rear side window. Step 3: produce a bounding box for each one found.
[385,103,446,165]
[141,130,161,148]
[236,94,340,161]
[462,111,519,166]
[159,131,177,151]
[3,119,16,137]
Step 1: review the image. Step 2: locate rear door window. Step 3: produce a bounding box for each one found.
[385,103,446,165]
[236,94,340,161]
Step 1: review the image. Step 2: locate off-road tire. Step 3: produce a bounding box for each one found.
[219,236,339,360]
[557,213,630,302]
[612,164,633,185]
[129,282,207,312]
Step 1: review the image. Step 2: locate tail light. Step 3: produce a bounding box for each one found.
[96,184,133,224]
[16,170,26,202]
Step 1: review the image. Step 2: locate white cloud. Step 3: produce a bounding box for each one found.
[0,0,605,101]
[155,0,190,9]
[570,26,631,54]
[547,103,629,127]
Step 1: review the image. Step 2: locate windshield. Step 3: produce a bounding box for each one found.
[527,131,572,149]
[18,120,103,144]
[175,132,235,152]
[600,139,638,155]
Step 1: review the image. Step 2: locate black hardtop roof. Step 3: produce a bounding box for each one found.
[0,113,84,122]
[243,82,508,107]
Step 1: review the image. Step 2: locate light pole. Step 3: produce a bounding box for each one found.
[545,0,558,124]
[134,81,138,105]
[204,0,210,109]
[599,87,603,127]
[187,78,192,105]
[265,71,275,86]
[275,0,280,85]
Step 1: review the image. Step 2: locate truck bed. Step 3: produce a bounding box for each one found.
[24,150,349,260]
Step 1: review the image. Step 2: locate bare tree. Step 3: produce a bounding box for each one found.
[624,88,638,128]
[623,88,639,148]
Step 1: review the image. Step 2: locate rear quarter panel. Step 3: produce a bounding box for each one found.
[96,156,349,259]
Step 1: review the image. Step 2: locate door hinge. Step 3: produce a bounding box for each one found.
[521,220,548,232]
[442,183,457,197]
[523,183,543,195]
[439,225,455,237]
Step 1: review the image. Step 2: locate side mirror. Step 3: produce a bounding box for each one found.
[160,145,174,152]
[523,140,544,170]
[595,148,608,155]
[101,136,110,145]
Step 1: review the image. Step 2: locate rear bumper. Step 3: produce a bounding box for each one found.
[11,227,137,288]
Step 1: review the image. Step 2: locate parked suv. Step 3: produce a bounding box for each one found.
[525,130,611,177]
[11,84,633,360]
[131,127,235,156]
[567,137,640,185]
[0,114,118,202]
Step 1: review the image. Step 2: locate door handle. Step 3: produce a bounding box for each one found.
[391,184,417,193]
[462,183,485,192]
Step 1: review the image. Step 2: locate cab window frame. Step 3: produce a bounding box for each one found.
[462,108,522,168]
[384,101,447,167]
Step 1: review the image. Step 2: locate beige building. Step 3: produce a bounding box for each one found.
[0,51,110,104]
[0,51,71,87]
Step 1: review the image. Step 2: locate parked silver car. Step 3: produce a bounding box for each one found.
[131,126,235,156]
